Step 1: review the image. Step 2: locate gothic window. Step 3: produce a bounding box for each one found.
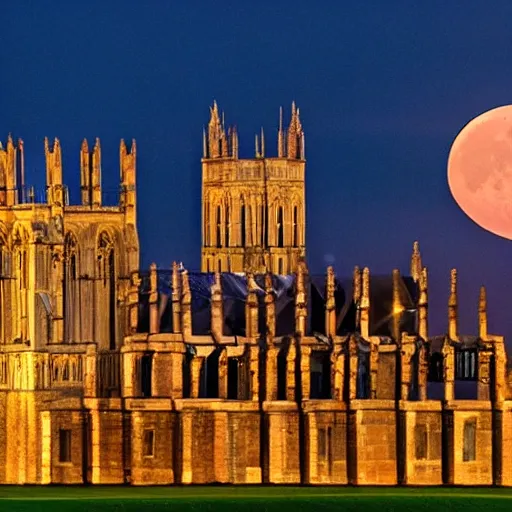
[59,429,72,463]
[278,258,284,275]
[98,232,116,350]
[414,423,428,460]
[216,206,222,248]
[260,204,265,246]
[225,205,230,246]
[217,259,222,273]
[265,206,270,247]
[277,206,284,247]
[247,205,252,245]
[204,200,210,246]
[463,419,477,462]
[12,230,28,342]
[293,206,298,247]
[241,204,246,246]
[64,233,79,343]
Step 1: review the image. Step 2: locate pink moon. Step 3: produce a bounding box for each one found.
[448,105,512,240]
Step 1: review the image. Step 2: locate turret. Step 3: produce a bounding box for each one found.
[448,268,458,340]
[120,139,136,224]
[92,138,102,208]
[286,102,305,160]
[45,137,64,207]
[211,272,223,342]
[410,240,422,283]
[360,267,370,339]
[325,266,336,337]
[80,139,91,205]
[295,261,308,335]
[478,285,487,340]
[392,269,403,340]
[245,273,259,339]
[0,135,17,206]
[353,266,361,329]
[418,267,428,340]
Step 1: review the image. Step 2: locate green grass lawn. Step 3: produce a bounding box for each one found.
[0,486,511,511]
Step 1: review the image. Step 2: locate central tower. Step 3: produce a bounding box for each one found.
[201,101,306,274]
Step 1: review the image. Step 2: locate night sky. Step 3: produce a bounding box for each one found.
[3,1,512,346]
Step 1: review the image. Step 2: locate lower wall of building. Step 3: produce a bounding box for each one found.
[264,402,301,484]
[402,401,443,485]
[177,400,262,484]
[303,401,347,484]
[350,400,397,485]
[2,395,512,485]
[448,402,493,486]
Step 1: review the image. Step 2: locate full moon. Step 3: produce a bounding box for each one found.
[448,105,512,240]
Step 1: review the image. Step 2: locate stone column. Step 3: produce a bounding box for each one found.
[190,357,202,398]
[249,346,259,400]
[218,349,228,399]
[266,346,278,401]
[332,347,345,401]
[442,339,455,402]
[301,346,311,400]
[286,343,296,401]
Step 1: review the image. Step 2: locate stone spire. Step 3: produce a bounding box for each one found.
[448,268,458,340]
[479,285,487,340]
[410,241,422,282]
[360,267,370,339]
[418,267,428,340]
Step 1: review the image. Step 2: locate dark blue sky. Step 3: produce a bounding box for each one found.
[4,1,512,343]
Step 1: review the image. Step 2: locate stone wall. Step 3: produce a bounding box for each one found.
[350,400,397,485]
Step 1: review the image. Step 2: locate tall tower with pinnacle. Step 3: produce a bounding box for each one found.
[201,101,306,274]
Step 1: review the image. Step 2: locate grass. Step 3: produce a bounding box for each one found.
[1,486,512,511]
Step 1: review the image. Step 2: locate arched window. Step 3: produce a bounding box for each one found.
[98,232,116,350]
[225,205,230,246]
[277,206,284,248]
[217,259,222,273]
[12,229,28,342]
[64,233,79,343]
[247,205,252,245]
[260,204,265,246]
[0,229,7,344]
[216,206,222,248]
[240,204,246,246]
[293,206,298,247]
[204,199,210,246]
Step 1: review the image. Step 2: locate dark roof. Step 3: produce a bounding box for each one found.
[137,271,419,338]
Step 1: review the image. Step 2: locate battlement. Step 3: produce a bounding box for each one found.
[202,101,305,161]
[0,136,136,215]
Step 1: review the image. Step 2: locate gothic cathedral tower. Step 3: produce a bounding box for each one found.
[201,102,306,274]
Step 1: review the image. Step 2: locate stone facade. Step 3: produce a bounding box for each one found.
[201,102,305,274]
[1,106,512,486]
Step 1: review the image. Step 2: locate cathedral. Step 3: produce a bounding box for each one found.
[0,103,510,486]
